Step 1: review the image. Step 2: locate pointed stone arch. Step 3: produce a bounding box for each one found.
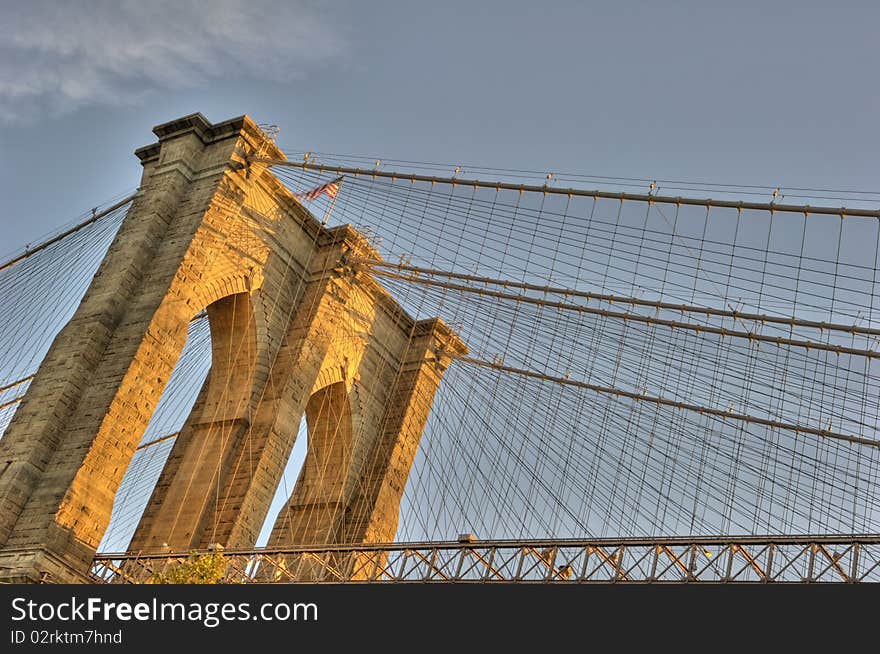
[128,290,259,552]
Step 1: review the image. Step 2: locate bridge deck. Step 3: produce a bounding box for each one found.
[93,535,880,583]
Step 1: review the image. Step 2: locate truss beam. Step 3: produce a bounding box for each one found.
[92,535,880,583]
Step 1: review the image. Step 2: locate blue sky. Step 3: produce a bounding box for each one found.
[1,0,878,254]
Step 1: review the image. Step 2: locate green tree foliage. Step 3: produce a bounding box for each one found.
[152,551,227,584]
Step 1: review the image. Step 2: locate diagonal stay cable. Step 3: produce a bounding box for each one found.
[455,356,880,449]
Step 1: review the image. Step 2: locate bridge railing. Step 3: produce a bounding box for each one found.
[92,535,880,583]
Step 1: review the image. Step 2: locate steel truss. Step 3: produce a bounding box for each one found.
[92,535,880,583]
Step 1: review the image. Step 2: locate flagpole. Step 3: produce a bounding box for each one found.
[321,194,337,225]
[320,177,343,225]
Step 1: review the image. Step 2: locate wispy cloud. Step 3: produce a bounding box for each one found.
[0,0,346,122]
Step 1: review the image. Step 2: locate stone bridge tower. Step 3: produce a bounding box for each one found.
[0,114,467,583]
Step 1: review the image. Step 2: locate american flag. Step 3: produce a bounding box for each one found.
[294,176,344,202]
